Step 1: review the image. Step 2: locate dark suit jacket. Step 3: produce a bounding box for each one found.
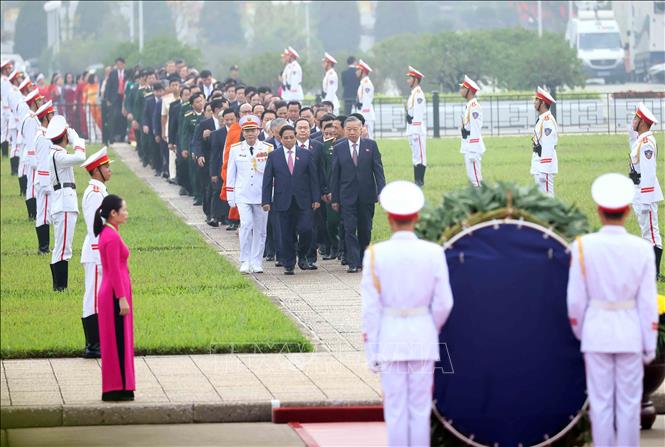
[297,139,327,195]
[192,117,217,159]
[330,138,386,207]
[168,100,181,145]
[104,69,124,105]
[341,66,360,101]
[310,130,323,142]
[142,95,157,133]
[152,98,162,138]
[262,147,320,212]
[209,127,228,178]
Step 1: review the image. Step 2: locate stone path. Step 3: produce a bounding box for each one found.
[111,143,363,353]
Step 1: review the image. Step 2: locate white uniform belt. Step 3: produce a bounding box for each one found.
[589,299,636,310]
[383,307,429,318]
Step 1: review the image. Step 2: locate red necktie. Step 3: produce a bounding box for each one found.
[118,71,124,95]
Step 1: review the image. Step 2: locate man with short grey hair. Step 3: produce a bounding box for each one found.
[330,116,385,273]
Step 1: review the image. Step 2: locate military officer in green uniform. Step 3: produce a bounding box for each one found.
[320,122,341,260]
[180,92,205,204]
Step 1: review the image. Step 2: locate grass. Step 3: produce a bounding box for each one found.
[369,134,664,294]
[1,134,663,358]
[0,146,312,358]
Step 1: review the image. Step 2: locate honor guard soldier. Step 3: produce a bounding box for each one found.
[226,115,273,273]
[46,115,86,291]
[405,66,426,187]
[531,87,558,196]
[19,89,43,221]
[15,78,35,197]
[281,47,303,102]
[628,103,662,279]
[1,59,14,158]
[80,147,113,358]
[7,70,26,175]
[458,75,485,187]
[567,173,658,447]
[321,53,340,114]
[33,101,56,254]
[354,59,375,139]
[362,181,454,447]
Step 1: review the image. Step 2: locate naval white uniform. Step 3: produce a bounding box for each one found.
[226,140,273,271]
[568,226,658,447]
[322,67,340,114]
[406,85,426,167]
[81,179,108,317]
[530,110,558,196]
[355,76,375,139]
[459,97,485,187]
[362,231,454,446]
[282,60,303,102]
[34,128,53,227]
[629,130,662,249]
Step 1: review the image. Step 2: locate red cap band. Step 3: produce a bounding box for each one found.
[535,92,553,105]
[598,205,630,214]
[388,212,419,221]
[85,155,110,172]
[636,109,653,126]
[463,81,477,93]
[37,106,54,119]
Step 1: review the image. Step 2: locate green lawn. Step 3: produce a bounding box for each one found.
[371,134,664,294]
[0,146,312,358]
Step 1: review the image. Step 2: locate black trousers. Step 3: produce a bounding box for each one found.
[277,199,313,269]
[176,151,191,193]
[111,99,125,142]
[341,201,374,269]
[210,179,228,221]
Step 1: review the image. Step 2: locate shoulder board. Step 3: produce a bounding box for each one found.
[92,186,101,193]
[643,136,651,143]
[231,142,243,148]
[144,91,153,97]
[544,115,550,121]
[184,111,193,117]
[263,142,274,150]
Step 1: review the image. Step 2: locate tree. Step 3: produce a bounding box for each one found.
[200,1,243,46]
[74,1,127,41]
[144,1,176,39]
[374,1,420,41]
[14,1,48,60]
[108,36,202,70]
[314,1,361,53]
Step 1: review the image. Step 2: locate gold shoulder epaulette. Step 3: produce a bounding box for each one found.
[184,111,193,117]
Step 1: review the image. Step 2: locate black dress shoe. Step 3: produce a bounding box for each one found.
[167,179,177,185]
[265,255,275,262]
[193,199,203,206]
[179,187,188,196]
[308,263,318,270]
[226,223,238,231]
[341,258,348,266]
[275,260,283,267]
[284,267,295,275]
[207,218,219,227]
[347,266,359,273]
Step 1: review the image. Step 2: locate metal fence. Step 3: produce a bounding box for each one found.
[370,92,665,139]
[53,102,104,143]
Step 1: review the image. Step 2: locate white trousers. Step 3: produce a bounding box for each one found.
[82,262,101,317]
[380,360,434,447]
[24,169,36,200]
[35,188,52,227]
[366,121,375,140]
[534,173,555,196]
[584,352,642,447]
[237,202,269,268]
[633,202,662,248]
[1,109,8,142]
[463,153,482,187]
[168,147,177,180]
[51,211,77,264]
[408,134,427,166]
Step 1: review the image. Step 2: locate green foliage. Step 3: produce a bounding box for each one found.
[370,28,585,95]
[107,36,203,70]
[375,1,420,41]
[415,182,589,243]
[0,146,311,358]
[73,1,128,41]
[200,1,243,46]
[40,38,118,75]
[314,1,361,53]
[14,0,48,60]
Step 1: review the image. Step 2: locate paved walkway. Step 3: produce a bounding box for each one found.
[111,143,363,353]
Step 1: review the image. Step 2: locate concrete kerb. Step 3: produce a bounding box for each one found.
[0,399,383,429]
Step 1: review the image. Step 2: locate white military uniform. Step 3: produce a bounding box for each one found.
[531,110,558,196]
[567,174,658,447]
[362,181,454,447]
[322,67,340,114]
[34,125,53,227]
[630,130,663,249]
[48,121,86,265]
[460,97,485,187]
[281,48,303,102]
[226,132,273,273]
[81,178,108,317]
[7,78,26,158]
[19,107,40,201]
[1,70,12,145]
[406,84,426,167]
[356,76,375,139]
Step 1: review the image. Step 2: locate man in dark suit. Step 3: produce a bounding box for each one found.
[330,116,386,273]
[294,118,328,265]
[141,83,159,173]
[341,56,360,115]
[193,98,225,223]
[208,108,237,227]
[262,125,320,275]
[104,57,127,143]
[263,118,287,265]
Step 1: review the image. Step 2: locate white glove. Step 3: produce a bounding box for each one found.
[368,359,381,374]
[66,127,79,143]
[627,126,638,146]
[75,137,86,150]
[643,351,656,365]
[227,200,236,209]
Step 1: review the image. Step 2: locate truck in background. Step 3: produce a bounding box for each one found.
[614,1,665,82]
[565,6,625,83]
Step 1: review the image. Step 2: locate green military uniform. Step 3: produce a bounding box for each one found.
[321,138,340,258]
[135,86,152,166]
[123,80,138,149]
[176,101,193,194]
[181,108,203,200]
